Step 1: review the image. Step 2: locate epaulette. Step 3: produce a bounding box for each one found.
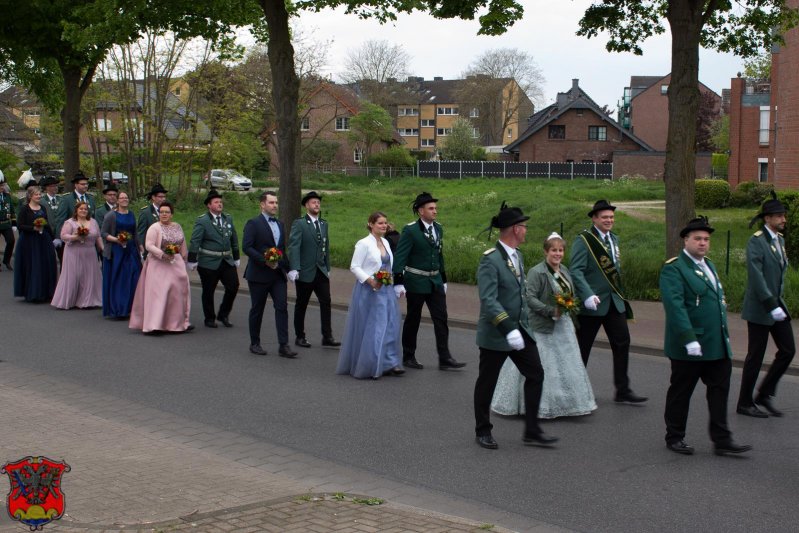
[196,213,205,219]
[406,221,415,226]
[778,231,784,237]
[754,230,763,237]
[483,248,496,255]
[139,205,149,210]
[664,257,678,264]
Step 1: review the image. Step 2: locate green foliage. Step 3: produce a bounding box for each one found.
[440,117,482,160]
[743,50,772,79]
[0,147,20,177]
[367,146,415,168]
[710,116,730,153]
[782,192,799,265]
[737,181,774,205]
[301,139,341,167]
[409,149,431,161]
[348,102,394,161]
[695,179,730,209]
[711,153,729,175]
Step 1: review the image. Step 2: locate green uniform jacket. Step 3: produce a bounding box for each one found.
[56,192,96,237]
[137,204,160,245]
[569,227,626,317]
[392,219,446,294]
[288,215,330,282]
[659,253,732,361]
[0,191,16,230]
[187,211,240,269]
[41,194,61,230]
[94,202,115,229]
[741,229,790,325]
[476,243,535,351]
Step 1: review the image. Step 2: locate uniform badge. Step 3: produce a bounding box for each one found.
[2,456,70,531]
[695,270,704,277]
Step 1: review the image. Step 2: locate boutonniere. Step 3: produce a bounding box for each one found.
[771,245,777,253]
[695,270,704,278]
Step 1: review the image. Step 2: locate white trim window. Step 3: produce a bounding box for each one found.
[472,127,480,139]
[398,107,419,116]
[588,126,607,141]
[353,147,363,163]
[436,128,452,136]
[398,128,419,136]
[421,139,435,147]
[335,117,350,131]
[300,117,310,131]
[660,84,669,95]
[95,118,112,132]
[470,107,479,118]
[420,119,435,127]
[436,106,459,115]
[759,107,770,145]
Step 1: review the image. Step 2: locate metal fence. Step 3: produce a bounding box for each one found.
[302,165,415,178]
[417,160,613,180]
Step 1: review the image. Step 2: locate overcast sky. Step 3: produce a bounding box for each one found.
[292,0,746,112]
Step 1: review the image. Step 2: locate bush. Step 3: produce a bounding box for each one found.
[409,150,430,161]
[695,179,730,209]
[727,190,752,208]
[782,191,799,266]
[367,146,415,168]
[736,181,774,205]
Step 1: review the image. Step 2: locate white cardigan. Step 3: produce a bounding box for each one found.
[350,234,393,284]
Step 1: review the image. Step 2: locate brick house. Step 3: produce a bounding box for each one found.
[617,74,721,152]
[504,79,652,163]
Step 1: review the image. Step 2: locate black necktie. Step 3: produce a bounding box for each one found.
[427,225,435,242]
[314,220,321,239]
[268,217,277,223]
[215,215,221,227]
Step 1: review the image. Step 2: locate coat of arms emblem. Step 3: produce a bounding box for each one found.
[2,456,70,530]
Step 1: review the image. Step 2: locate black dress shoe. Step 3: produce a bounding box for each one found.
[476,434,498,449]
[185,324,195,332]
[279,344,298,358]
[736,405,768,418]
[523,432,559,446]
[322,337,341,347]
[249,344,267,356]
[390,366,405,376]
[614,391,649,403]
[218,316,233,328]
[204,319,218,328]
[666,440,695,455]
[439,357,466,370]
[295,337,311,348]
[714,440,753,456]
[404,358,424,370]
[755,395,783,417]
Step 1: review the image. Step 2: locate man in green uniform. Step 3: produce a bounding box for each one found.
[137,183,167,258]
[39,175,63,265]
[0,170,16,271]
[187,189,240,329]
[393,192,465,370]
[94,183,118,228]
[659,216,751,456]
[473,202,557,450]
[736,194,794,418]
[56,171,96,237]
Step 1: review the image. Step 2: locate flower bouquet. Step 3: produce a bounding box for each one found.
[374,270,392,286]
[117,230,131,248]
[76,226,89,243]
[163,243,180,263]
[264,247,282,263]
[33,217,47,233]
[554,293,580,316]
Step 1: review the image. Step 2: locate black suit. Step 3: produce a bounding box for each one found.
[243,214,289,346]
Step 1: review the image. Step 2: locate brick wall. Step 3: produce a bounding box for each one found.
[630,75,671,151]
[775,0,799,188]
[613,151,712,180]
[727,77,774,187]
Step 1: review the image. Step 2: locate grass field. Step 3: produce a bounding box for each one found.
[136,175,797,314]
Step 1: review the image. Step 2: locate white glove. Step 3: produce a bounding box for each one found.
[186,262,198,271]
[583,295,600,311]
[770,307,788,321]
[506,329,525,351]
[443,283,448,294]
[287,270,299,282]
[234,260,240,268]
[685,341,703,357]
[53,239,63,247]
[394,284,406,298]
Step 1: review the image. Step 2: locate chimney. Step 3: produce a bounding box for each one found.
[571,79,580,98]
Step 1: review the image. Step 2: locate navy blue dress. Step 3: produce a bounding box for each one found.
[102,212,142,318]
[14,204,58,302]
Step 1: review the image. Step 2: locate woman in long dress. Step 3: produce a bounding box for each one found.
[101,191,142,318]
[14,185,58,302]
[492,232,597,418]
[129,201,193,334]
[51,201,103,309]
[336,211,404,379]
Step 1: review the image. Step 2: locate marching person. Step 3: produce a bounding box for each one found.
[242,191,297,358]
[187,189,240,328]
[0,170,16,272]
[287,191,339,348]
[659,216,751,456]
[55,171,95,238]
[737,193,795,418]
[137,183,168,259]
[94,182,118,228]
[570,199,647,403]
[392,192,465,370]
[39,175,64,266]
[474,202,557,450]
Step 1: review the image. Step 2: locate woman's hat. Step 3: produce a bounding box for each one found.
[411,192,438,212]
[679,215,715,238]
[204,188,223,205]
[146,183,168,198]
[301,190,322,205]
[587,199,616,217]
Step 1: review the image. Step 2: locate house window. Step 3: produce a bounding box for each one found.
[95,118,112,131]
[25,110,41,118]
[335,117,350,131]
[398,107,419,116]
[174,87,181,96]
[470,107,479,118]
[588,126,607,141]
[661,85,669,95]
[759,107,770,145]
[472,128,480,139]
[548,125,565,139]
[353,147,363,163]
[398,128,419,136]
[300,117,310,131]
[437,107,459,115]
[758,158,768,182]
[436,128,452,136]
[421,139,435,147]
[421,119,435,127]
[576,110,583,117]
[507,128,513,138]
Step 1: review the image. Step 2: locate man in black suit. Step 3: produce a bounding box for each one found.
[242,191,297,358]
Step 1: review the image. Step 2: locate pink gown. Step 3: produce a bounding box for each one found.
[51,218,103,309]
[129,222,191,333]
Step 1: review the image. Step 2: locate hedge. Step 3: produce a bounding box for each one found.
[695,179,730,209]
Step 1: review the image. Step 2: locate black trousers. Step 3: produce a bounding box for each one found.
[247,279,288,346]
[198,263,239,321]
[738,318,796,406]
[0,227,14,267]
[664,358,732,444]
[474,331,544,438]
[294,269,332,339]
[403,287,450,361]
[577,307,631,393]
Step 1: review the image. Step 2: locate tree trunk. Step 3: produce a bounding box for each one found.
[260,0,301,225]
[664,1,703,257]
[59,64,96,192]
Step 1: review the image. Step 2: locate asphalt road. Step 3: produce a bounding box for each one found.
[2,273,799,532]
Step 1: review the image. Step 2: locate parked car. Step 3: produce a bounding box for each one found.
[102,171,129,186]
[204,169,252,191]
